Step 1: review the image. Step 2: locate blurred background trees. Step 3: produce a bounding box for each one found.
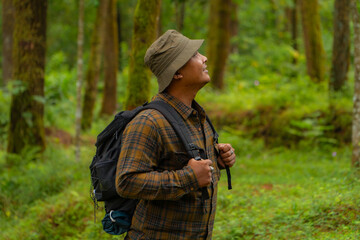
[207,0,232,90]
[125,0,161,110]
[2,0,360,238]
[100,0,118,116]
[330,0,350,94]
[7,0,47,154]
[81,0,108,130]
[1,0,360,165]
[1,0,14,87]
[299,0,325,83]
[351,0,360,169]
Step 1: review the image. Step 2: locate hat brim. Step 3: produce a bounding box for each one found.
[158,39,204,92]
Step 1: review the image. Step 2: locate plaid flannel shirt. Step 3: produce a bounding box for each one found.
[116,92,221,240]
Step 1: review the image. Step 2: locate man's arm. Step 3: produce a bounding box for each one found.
[116,112,203,201]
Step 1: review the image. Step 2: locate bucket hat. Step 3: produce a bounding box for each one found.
[144,30,204,92]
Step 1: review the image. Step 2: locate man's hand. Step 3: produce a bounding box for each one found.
[187,158,213,188]
[217,143,236,168]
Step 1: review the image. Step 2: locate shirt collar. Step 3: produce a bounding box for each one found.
[153,92,205,121]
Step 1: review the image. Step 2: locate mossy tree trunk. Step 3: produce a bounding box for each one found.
[351,0,360,169]
[285,0,298,64]
[330,0,350,93]
[7,0,47,154]
[299,0,325,82]
[2,0,15,87]
[125,0,161,110]
[117,2,123,71]
[230,0,238,53]
[207,0,232,90]
[100,0,118,116]
[157,3,163,38]
[75,0,85,162]
[81,0,108,130]
[175,0,185,32]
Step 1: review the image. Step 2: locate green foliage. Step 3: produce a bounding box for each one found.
[44,52,77,130]
[0,87,11,147]
[0,144,84,220]
[47,0,97,67]
[1,135,359,239]
[213,140,360,239]
[197,73,353,147]
[0,0,358,239]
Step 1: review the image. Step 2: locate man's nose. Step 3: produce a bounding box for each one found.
[200,53,207,63]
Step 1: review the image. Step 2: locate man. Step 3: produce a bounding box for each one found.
[116,30,236,239]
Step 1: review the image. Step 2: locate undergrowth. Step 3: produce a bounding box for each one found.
[1,133,359,240]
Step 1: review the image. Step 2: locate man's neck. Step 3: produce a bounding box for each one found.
[165,88,197,108]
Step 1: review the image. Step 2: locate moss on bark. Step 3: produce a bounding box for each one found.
[330,0,350,92]
[125,0,161,110]
[351,0,360,168]
[206,0,231,90]
[100,0,118,116]
[7,0,47,154]
[81,0,108,130]
[2,0,15,87]
[300,0,326,82]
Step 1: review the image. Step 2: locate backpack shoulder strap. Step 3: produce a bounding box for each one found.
[144,101,200,159]
[144,100,232,190]
[205,115,232,190]
[144,100,210,200]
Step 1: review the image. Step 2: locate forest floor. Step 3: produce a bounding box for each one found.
[1,131,360,240]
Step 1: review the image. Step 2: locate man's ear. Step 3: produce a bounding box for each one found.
[173,71,183,80]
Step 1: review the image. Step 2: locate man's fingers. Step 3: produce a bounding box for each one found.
[187,158,213,187]
[220,148,235,158]
[203,159,213,166]
[218,143,232,152]
[217,157,226,168]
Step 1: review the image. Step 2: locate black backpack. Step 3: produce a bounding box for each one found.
[89,100,232,235]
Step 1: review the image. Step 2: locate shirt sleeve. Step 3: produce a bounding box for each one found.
[115,110,199,200]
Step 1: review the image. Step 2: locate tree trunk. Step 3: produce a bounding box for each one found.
[285,0,298,64]
[230,0,238,53]
[330,0,350,92]
[351,0,360,169]
[7,0,47,154]
[207,0,231,90]
[269,0,280,31]
[117,2,123,71]
[299,0,325,82]
[75,0,85,162]
[125,0,161,110]
[81,0,108,130]
[100,0,119,116]
[2,0,15,87]
[175,0,185,32]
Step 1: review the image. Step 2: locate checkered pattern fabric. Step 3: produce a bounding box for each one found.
[116,93,221,239]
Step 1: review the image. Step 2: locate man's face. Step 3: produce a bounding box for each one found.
[179,52,210,89]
